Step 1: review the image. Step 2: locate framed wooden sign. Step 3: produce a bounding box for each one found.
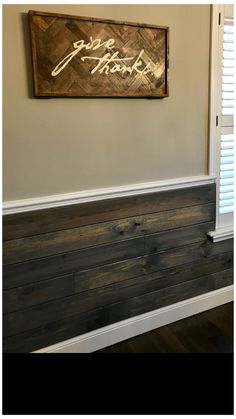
[28,10,169,98]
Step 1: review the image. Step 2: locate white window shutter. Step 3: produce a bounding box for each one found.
[219,19,234,215]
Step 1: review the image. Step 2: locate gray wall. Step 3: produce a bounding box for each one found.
[3,4,211,201]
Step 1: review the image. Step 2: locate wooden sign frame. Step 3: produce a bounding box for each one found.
[28,10,169,98]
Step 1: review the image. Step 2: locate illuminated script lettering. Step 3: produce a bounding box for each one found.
[51,36,164,79]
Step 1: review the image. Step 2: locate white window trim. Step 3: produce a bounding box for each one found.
[208,4,234,242]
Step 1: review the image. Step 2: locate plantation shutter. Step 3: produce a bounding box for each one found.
[219,18,234,214]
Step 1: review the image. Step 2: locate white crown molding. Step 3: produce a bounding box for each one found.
[3,175,216,215]
[33,285,233,354]
[208,226,234,242]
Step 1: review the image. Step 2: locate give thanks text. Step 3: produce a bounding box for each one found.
[51,36,164,79]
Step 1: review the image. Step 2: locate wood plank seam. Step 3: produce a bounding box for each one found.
[3,254,233,315]
[3,220,214,275]
[3,269,233,340]
[3,237,232,292]
[3,184,216,240]
[3,204,215,265]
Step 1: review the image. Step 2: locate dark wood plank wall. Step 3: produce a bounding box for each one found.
[3,184,233,352]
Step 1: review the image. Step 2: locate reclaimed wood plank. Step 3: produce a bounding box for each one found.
[4,268,232,353]
[3,233,233,293]
[142,239,233,275]
[3,251,233,338]
[3,183,231,355]
[214,268,234,289]
[4,221,214,294]
[144,221,214,253]
[75,255,145,293]
[3,236,145,289]
[3,203,215,264]
[4,270,229,352]
[73,222,216,292]
[74,249,233,293]
[3,305,110,353]
[107,271,230,324]
[3,273,75,314]
[3,185,215,240]
[29,10,169,29]
[3,246,233,316]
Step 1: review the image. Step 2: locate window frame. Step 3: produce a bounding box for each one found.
[208,4,234,241]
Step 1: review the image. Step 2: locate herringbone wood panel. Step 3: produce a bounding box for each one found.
[29,11,169,97]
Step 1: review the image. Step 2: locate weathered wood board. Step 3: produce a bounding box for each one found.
[3,183,233,353]
[28,10,169,97]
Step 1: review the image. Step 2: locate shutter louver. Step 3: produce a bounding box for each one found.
[219,20,235,214]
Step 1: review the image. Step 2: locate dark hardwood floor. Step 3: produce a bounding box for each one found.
[96,302,233,353]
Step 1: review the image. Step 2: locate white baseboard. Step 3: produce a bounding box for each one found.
[3,175,215,215]
[33,285,233,354]
[208,226,234,242]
